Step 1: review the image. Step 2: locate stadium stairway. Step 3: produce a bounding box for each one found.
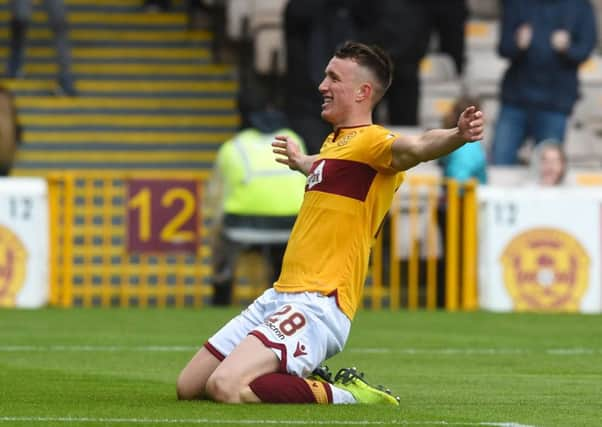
[0,0,239,177]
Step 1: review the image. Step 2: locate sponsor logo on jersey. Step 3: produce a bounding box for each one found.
[264,320,285,340]
[305,158,376,201]
[294,342,308,357]
[0,225,27,307]
[500,228,589,311]
[307,160,325,190]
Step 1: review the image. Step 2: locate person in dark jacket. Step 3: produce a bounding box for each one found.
[375,0,468,126]
[283,0,376,154]
[491,0,597,165]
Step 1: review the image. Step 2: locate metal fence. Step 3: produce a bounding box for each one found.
[48,172,210,308]
[47,172,477,310]
[368,175,478,311]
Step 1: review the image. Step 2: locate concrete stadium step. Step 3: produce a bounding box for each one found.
[0,0,239,175]
[7,62,230,76]
[0,28,210,41]
[16,96,236,111]
[0,0,142,6]
[13,161,216,172]
[0,11,188,26]
[0,46,210,60]
[23,131,232,144]
[17,150,217,163]
[4,79,237,97]
[23,142,222,151]
[0,29,212,49]
[0,0,193,14]
[11,168,213,177]
[20,114,238,127]
[6,64,234,81]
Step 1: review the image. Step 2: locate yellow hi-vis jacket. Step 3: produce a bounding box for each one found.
[216,128,307,216]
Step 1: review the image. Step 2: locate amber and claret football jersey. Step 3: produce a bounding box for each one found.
[274,124,405,320]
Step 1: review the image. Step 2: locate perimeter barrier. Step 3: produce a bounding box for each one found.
[47,172,477,310]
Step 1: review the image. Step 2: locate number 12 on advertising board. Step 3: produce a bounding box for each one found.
[126,179,200,254]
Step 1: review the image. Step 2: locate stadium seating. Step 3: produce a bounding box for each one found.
[253,26,286,75]
[420,53,460,90]
[564,122,600,167]
[467,0,500,19]
[248,0,287,76]
[592,0,602,49]
[225,0,286,41]
[419,54,462,128]
[247,0,287,34]
[223,0,287,76]
[465,20,498,52]
[464,49,507,99]
[419,95,455,130]
[558,54,602,166]
[486,166,531,186]
[0,0,239,176]
[579,55,602,88]
[568,169,602,185]
[576,56,602,124]
[225,0,253,41]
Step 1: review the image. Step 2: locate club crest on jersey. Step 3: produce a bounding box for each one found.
[307,160,325,189]
[337,130,357,146]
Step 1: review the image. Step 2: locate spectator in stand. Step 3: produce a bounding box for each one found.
[491,0,597,165]
[530,140,567,186]
[439,96,487,185]
[375,0,468,125]
[283,0,376,154]
[0,86,22,176]
[7,0,77,97]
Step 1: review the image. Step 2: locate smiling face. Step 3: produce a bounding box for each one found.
[318,57,373,128]
[539,145,566,186]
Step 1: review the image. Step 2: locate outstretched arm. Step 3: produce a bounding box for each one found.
[390,106,485,171]
[272,135,319,176]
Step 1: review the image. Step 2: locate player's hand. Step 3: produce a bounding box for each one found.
[457,106,484,143]
[551,29,571,52]
[272,135,303,171]
[516,24,533,50]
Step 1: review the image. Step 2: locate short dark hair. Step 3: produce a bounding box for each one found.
[334,41,393,103]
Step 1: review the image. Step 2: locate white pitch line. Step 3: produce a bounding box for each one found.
[0,417,537,427]
[348,348,529,355]
[0,345,196,352]
[0,345,599,356]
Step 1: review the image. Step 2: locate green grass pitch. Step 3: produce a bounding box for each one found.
[0,307,600,427]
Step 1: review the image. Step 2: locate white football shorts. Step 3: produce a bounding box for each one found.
[206,288,351,378]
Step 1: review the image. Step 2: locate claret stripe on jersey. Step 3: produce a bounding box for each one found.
[305,158,377,202]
